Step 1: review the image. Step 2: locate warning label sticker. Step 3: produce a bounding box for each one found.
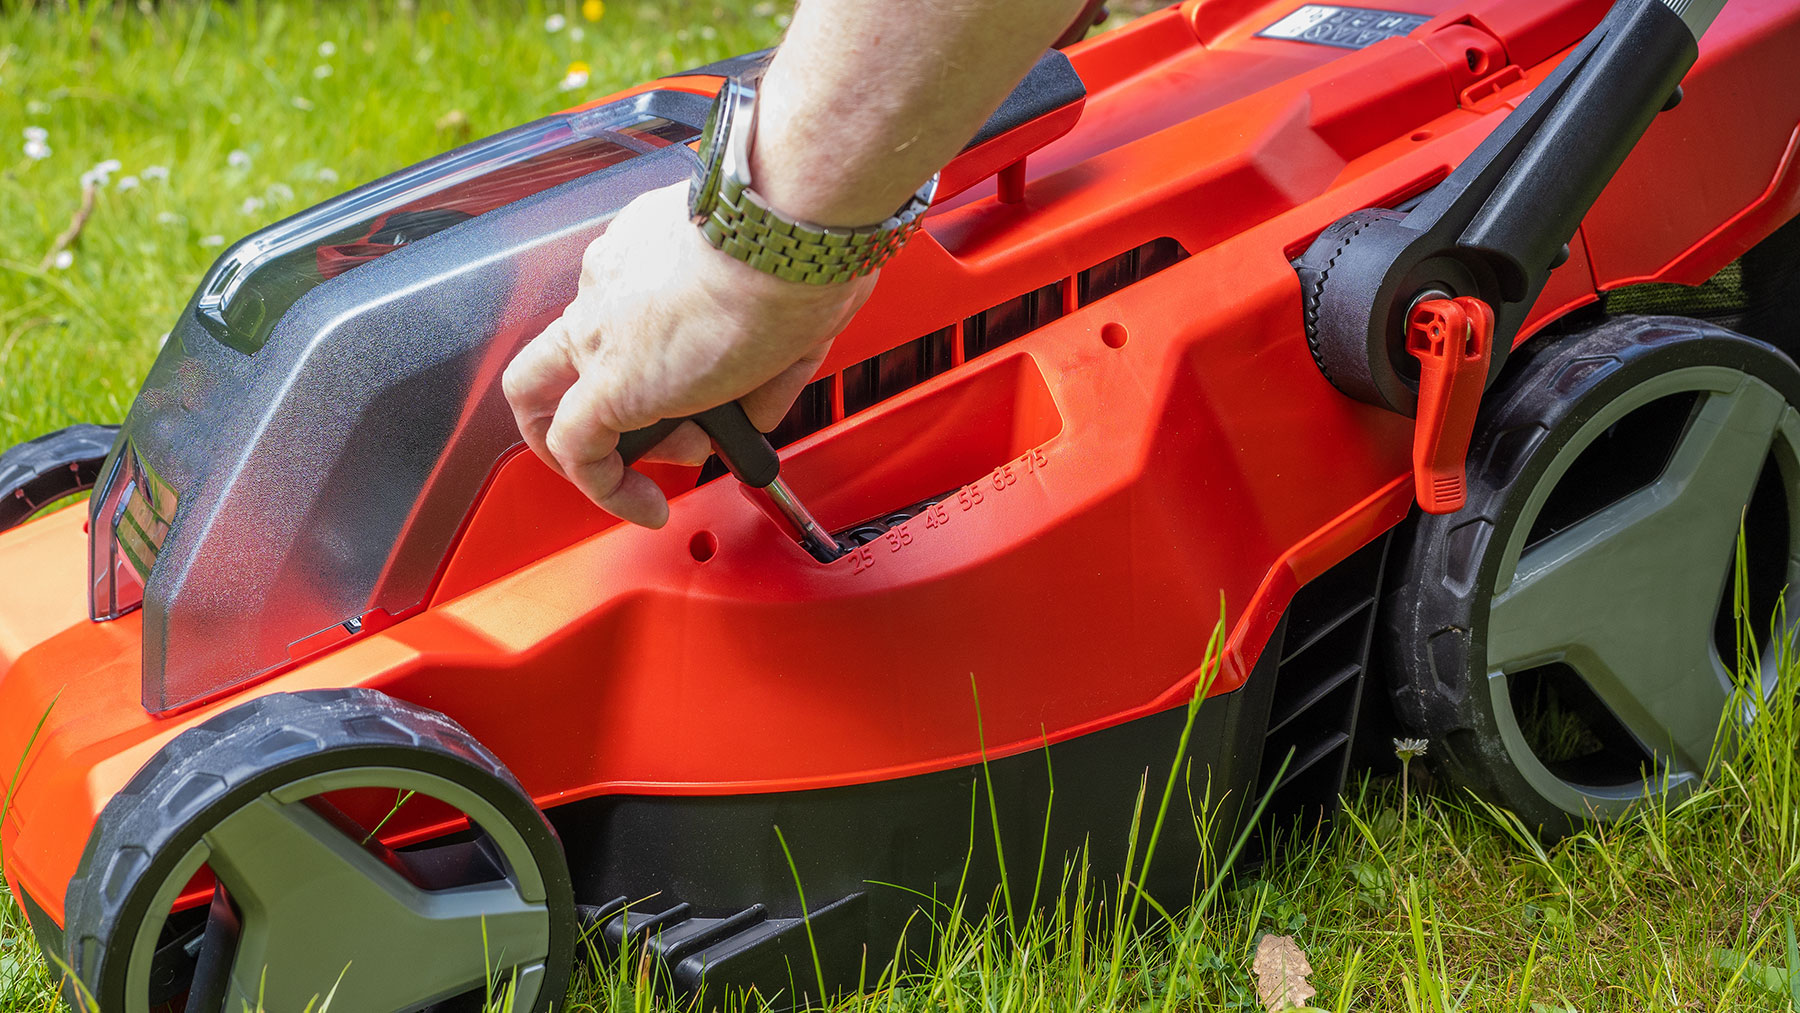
[1257,5,1431,49]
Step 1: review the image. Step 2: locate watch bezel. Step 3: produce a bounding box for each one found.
[689,74,759,224]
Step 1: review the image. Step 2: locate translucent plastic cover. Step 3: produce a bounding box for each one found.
[93,89,708,712]
[197,109,697,354]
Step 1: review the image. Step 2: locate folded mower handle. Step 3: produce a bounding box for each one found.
[616,401,780,488]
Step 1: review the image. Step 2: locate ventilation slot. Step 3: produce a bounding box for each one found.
[1077,237,1188,306]
[1255,532,1392,846]
[747,237,1189,463]
[766,378,836,450]
[966,284,1063,359]
[843,327,955,415]
[576,891,867,998]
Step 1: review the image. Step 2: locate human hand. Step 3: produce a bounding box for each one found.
[503,181,874,528]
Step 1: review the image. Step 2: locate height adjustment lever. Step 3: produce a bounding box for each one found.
[617,403,845,562]
[1406,297,1494,514]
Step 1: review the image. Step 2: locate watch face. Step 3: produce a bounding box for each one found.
[689,84,733,223]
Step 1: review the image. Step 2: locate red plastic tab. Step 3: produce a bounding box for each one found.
[1406,296,1495,514]
[934,98,1084,206]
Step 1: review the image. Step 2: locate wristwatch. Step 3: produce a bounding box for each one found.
[688,66,939,285]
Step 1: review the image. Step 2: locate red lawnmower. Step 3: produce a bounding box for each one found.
[3,0,1797,1008]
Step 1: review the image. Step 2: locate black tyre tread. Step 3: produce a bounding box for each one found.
[1293,208,1408,407]
[62,687,575,1013]
[1382,315,1800,836]
[0,424,119,532]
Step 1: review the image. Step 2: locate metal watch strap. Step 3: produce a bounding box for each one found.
[700,175,938,285]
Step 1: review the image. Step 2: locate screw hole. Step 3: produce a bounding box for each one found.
[1466,48,1487,74]
[1101,322,1128,349]
[688,530,718,563]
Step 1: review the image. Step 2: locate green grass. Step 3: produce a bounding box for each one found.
[5,4,1800,1012]
[0,0,789,450]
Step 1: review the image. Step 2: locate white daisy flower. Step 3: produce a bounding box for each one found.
[544,13,567,32]
[156,211,181,225]
[227,149,251,170]
[266,182,295,203]
[569,26,585,41]
[95,158,121,174]
[1393,737,1430,760]
[292,96,315,111]
[116,175,140,191]
[23,139,51,160]
[157,331,171,349]
[79,168,110,189]
[313,64,333,79]
[559,69,590,91]
[240,196,265,215]
[317,167,340,184]
[200,234,225,248]
[23,126,48,143]
[52,250,74,270]
[317,40,337,57]
[142,165,170,181]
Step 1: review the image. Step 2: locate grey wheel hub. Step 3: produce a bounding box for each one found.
[123,768,552,1013]
[63,689,573,1013]
[1484,365,1800,818]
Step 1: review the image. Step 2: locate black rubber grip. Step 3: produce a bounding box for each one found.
[615,419,686,466]
[616,402,781,488]
[962,50,1085,150]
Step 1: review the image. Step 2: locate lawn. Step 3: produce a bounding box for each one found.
[5,3,1800,1012]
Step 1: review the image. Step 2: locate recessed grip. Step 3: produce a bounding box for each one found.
[615,402,781,488]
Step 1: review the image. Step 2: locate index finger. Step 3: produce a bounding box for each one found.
[503,316,581,476]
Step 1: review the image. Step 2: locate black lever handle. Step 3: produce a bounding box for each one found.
[616,402,781,488]
[1424,0,1697,303]
[1294,0,1717,417]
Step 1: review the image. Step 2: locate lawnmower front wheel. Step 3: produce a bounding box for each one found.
[61,689,577,1013]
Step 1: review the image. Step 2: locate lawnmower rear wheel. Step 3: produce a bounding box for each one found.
[1384,316,1800,836]
[0,423,119,532]
[61,688,576,1013]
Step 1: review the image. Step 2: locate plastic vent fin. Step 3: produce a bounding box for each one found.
[759,237,1190,454]
[1254,532,1392,844]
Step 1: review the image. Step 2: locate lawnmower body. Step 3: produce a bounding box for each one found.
[1,0,1797,997]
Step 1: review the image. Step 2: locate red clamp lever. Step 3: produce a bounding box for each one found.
[1406,296,1495,514]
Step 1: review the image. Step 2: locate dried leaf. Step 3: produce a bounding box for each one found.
[1252,933,1317,1012]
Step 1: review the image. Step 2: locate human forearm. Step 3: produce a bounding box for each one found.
[753,0,1089,226]
[507,1,1088,527]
